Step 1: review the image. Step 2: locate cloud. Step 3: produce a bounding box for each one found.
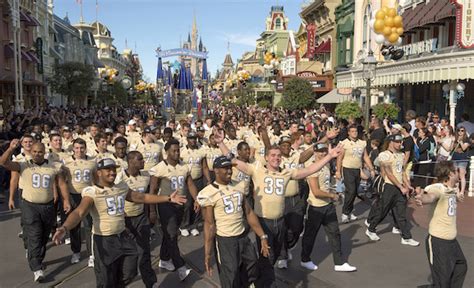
[219,32,259,47]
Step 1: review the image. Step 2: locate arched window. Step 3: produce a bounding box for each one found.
[275,18,282,30]
[363,4,372,49]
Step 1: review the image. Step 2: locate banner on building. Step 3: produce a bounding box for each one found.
[306,23,316,59]
[454,0,474,48]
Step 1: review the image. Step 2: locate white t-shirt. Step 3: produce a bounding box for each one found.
[438,136,454,157]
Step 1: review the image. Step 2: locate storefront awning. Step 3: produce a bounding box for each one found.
[420,0,447,26]
[49,47,62,60]
[27,14,40,26]
[4,44,14,58]
[436,2,456,21]
[27,52,40,63]
[405,3,429,31]
[316,89,351,104]
[21,50,32,62]
[315,39,331,54]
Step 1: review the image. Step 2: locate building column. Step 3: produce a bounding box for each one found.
[449,84,457,127]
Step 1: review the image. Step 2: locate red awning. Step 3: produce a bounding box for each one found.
[420,0,447,26]
[20,11,30,22]
[315,39,331,54]
[27,51,40,63]
[26,14,40,26]
[405,3,430,31]
[436,1,456,21]
[21,50,32,62]
[4,44,14,58]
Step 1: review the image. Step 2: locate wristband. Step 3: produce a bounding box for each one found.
[260,234,268,240]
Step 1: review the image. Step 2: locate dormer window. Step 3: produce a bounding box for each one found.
[275,18,282,30]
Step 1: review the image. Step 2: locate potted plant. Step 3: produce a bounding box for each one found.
[372,102,400,119]
[335,101,363,119]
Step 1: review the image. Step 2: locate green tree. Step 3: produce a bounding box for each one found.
[372,102,400,120]
[49,62,95,106]
[281,78,314,110]
[335,101,363,119]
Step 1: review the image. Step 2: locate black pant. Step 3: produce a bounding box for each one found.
[215,233,258,288]
[93,231,138,288]
[426,235,467,288]
[342,167,361,215]
[368,184,412,239]
[69,194,93,255]
[255,217,285,288]
[21,199,55,271]
[414,162,433,189]
[367,195,399,229]
[124,213,157,288]
[181,177,203,230]
[158,202,186,269]
[279,194,305,261]
[301,204,343,265]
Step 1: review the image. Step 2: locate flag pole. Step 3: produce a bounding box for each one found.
[80,0,84,23]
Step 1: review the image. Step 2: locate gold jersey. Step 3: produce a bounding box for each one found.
[224,138,241,155]
[307,164,332,207]
[341,139,366,169]
[181,146,206,179]
[149,161,191,196]
[247,134,266,164]
[46,149,70,163]
[126,132,142,149]
[63,156,97,194]
[205,146,222,171]
[197,181,247,237]
[13,153,31,189]
[281,150,303,197]
[82,183,129,236]
[231,165,251,196]
[19,160,63,203]
[247,161,297,219]
[92,150,114,162]
[134,140,163,171]
[62,138,74,152]
[110,154,128,171]
[115,170,150,217]
[378,150,404,185]
[425,183,458,240]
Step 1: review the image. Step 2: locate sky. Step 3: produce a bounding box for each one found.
[54,0,304,81]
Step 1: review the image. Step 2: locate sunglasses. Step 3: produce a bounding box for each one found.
[459,130,465,132]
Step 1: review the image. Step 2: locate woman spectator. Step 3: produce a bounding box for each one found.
[436,126,455,161]
[452,127,471,196]
[414,128,433,190]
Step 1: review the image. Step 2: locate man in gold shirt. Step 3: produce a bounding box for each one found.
[198,156,270,288]
[52,158,186,287]
[62,138,96,267]
[0,140,71,282]
[148,138,199,281]
[205,133,222,182]
[415,161,467,288]
[132,126,163,171]
[301,143,356,272]
[115,151,157,288]
[336,124,375,223]
[110,137,129,170]
[366,134,419,246]
[214,128,343,287]
[90,133,114,161]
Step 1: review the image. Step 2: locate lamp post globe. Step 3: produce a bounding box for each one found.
[362,50,377,129]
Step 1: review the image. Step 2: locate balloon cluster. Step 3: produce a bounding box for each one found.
[371,6,404,45]
[101,67,120,83]
[237,70,251,82]
[263,51,279,75]
[134,80,155,92]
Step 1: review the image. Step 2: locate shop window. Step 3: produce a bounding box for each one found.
[5,57,11,70]
[275,18,282,30]
[345,37,351,64]
[448,21,455,46]
[406,34,412,44]
[433,26,439,39]
[419,30,424,41]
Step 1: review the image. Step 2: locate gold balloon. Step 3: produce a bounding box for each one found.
[385,17,394,27]
[382,6,389,14]
[388,33,399,43]
[393,15,403,27]
[391,27,397,33]
[383,26,392,36]
[374,19,385,33]
[387,8,397,17]
[375,10,386,20]
[397,27,404,35]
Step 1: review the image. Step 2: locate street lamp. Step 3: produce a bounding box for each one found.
[362,50,377,129]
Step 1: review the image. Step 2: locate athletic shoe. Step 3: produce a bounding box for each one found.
[34,270,44,282]
[364,219,370,228]
[70,253,81,264]
[65,238,71,245]
[159,259,175,271]
[177,266,191,281]
[335,263,357,272]
[190,228,199,236]
[88,256,95,268]
[300,261,318,271]
[276,259,288,269]
[341,214,350,223]
[365,229,380,241]
[349,213,358,221]
[401,238,419,247]
[179,228,190,237]
[392,227,401,234]
[468,191,473,197]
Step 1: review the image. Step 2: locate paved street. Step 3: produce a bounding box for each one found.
[0,197,473,288]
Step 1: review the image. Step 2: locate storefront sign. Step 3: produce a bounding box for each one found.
[454,0,474,48]
[309,80,326,88]
[400,38,438,56]
[306,23,316,59]
[297,71,318,78]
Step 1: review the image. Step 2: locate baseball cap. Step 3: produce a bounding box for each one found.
[128,119,137,125]
[97,158,120,170]
[187,113,193,118]
[62,126,71,131]
[387,134,404,142]
[104,128,114,134]
[213,156,234,169]
[143,126,152,134]
[279,136,292,145]
[187,131,197,138]
[313,143,328,152]
[298,124,305,131]
[391,124,403,131]
[197,126,205,132]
